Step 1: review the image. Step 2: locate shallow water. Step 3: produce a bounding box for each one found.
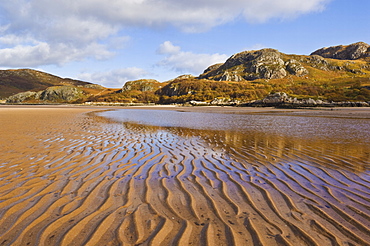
[100,109,370,143]
[100,109,370,172]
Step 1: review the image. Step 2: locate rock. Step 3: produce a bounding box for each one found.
[164,74,196,83]
[311,42,370,60]
[6,86,83,103]
[201,64,223,75]
[6,91,38,103]
[245,49,287,80]
[122,79,161,92]
[306,55,330,71]
[199,49,306,81]
[262,92,289,104]
[285,60,309,76]
[220,71,244,82]
[40,86,83,102]
[82,84,104,89]
[243,92,369,108]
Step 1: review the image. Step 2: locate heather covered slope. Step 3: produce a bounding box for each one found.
[0,69,93,99]
[1,69,119,103]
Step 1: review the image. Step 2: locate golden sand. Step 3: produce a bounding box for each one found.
[0,106,369,245]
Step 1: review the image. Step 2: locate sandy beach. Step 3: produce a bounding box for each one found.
[0,105,369,245]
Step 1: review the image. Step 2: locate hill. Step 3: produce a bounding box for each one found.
[311,42,370,60]
[0,69,94,99]
[2,69,121,103]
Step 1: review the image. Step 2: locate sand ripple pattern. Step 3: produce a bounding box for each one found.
[0,109,369,246]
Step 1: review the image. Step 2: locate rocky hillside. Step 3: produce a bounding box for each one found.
[199,49,308,81]
[311,42,370,60]
[198,44,370,82]
[122,79,163,92]
[0,69,93,99]
[158,42,370,104]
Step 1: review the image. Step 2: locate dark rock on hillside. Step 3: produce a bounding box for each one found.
[311,42,370,60]
[199,49,308,82]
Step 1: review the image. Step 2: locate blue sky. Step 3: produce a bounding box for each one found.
[0,0,369,88]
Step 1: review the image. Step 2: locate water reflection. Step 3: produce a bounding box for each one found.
[104,109,370,173]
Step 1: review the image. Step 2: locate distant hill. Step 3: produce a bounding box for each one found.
[0,69,93,99]
[311,42,370,60]
[198,43,370,82]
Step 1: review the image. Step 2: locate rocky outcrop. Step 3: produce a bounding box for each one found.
[40,86,82,102]
[305,55,330,71]
[311,42,370,60]
[122,79,162,92]
[285,59,309,76]
[6,86,83,103]
[199,49,308,81]
[164,74,196,83]
[6,91,40,103]
[219,71,244,82]
[244,92,369,107]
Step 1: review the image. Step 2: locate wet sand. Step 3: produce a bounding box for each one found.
[0,105,369,245]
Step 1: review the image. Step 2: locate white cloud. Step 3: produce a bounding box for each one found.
[0,41,113,67]
[0,0,331,67]
[157,41,181,55]
[78,67,150,88]
[157,41,228,75]
[1,0,332,34]
[241,0,329,22]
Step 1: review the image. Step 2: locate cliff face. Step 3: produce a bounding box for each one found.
[311,42,370,60]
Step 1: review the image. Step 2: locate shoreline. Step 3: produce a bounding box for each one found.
[1,104,370,118]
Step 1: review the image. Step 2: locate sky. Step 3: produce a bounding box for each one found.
[0,0,369,88]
